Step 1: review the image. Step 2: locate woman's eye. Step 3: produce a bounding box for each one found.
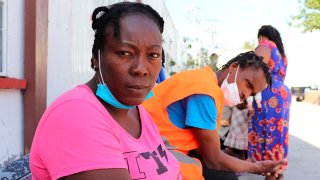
[118,51,132,56]
[246,80,254,89]
[149,53,160,58]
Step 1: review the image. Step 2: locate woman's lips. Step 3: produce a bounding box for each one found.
[127,85,148,94]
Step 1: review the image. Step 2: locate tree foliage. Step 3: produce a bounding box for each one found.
[243,40,256,51]
[184,55,197,69]
[290,0,320,32]
[169,59,176,67]
[181,37,213,70]
[198,47,208,67]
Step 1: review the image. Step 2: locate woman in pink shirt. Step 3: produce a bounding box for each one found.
[30,2,181,180]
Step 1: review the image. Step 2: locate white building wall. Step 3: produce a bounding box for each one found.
[47,0,123,105]
[0,0,24,165]
[47,0,74,105]
[141,0,186,74]
[71,0,96,87]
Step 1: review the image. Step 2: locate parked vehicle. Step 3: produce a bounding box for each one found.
[291,87,308,101]
[291,85,318,102]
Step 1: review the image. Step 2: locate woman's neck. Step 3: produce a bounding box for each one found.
[85,74,141,138]
[85,75,132,121]
[259,35,269,42]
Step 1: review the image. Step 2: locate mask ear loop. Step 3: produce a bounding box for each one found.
[226,72,230,80]
[234,65,239,82]
[226,64,239,83]
[97,50,105,85]
[234,65,242,103]
[225,69,230,83]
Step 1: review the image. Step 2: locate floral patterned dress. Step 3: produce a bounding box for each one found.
[248,40,291,162]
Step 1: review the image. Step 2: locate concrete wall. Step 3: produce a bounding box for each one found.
[0,0,24,165]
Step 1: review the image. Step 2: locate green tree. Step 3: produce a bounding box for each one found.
[243,40,256,51]
[185,55,197,69]
[182,37,196,70]
[169,59,176,67]
[198,47,208,67]
[290,0,320,32]
[183,37,192,49]
[168,58,176,76]
[181,37,210,70]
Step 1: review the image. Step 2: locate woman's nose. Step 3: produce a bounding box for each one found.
[130,56,148,76]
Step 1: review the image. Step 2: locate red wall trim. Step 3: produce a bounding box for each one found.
[0,77,27,89]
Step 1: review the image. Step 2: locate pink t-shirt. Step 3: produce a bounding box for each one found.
[30,85,181,180]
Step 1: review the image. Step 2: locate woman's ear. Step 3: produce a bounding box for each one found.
[228,62,239,74]
[91,56,99,71]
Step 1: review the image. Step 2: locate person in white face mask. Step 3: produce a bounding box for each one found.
[143,51,287,180]
[220,64,242,106]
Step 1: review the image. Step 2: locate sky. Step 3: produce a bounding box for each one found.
[164,0,320,88]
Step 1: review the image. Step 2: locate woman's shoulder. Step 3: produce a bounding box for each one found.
[60,84,94,100]
[48,85,97,108]
[42,85,106,124]
[258,40,277,49]
[35,85,117,146]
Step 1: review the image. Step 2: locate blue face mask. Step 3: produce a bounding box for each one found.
[95,50,154,109]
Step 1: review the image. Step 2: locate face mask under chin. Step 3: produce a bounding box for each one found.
[221,65,242,106]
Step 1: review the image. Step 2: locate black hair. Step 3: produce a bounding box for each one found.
[258,25,285,58]
[220,51,272,89]
[162,49,165,67]
[91,2,165,69]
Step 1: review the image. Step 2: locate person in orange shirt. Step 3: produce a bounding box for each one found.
[143,51,286,180]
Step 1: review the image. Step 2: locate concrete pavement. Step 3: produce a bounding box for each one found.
[239,99,320,180]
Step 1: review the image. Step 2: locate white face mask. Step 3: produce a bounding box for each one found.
[221,65,242,106]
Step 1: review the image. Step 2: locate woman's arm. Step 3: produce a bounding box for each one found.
[192,128,284,174]
[255,45,271,64]
[59,169,131,180]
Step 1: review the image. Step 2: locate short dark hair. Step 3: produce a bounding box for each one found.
[91,2,165,68]
[220,51,272,89]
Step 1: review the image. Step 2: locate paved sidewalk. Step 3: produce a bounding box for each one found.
[239,100,320,180]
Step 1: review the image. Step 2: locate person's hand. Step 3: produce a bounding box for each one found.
[255,159,287,177]
[264,151,288,176]
[220,119,230,127]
